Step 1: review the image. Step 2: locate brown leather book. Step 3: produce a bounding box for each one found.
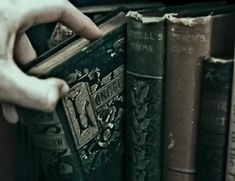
[163,7,235,181]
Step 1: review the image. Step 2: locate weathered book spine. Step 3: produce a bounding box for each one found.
[163,12,235,181]
[196,57,233,181]
[226,49,235,181]
[125,12,166,181]
[163,15,213,181]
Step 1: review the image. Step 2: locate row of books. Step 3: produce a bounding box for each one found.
[126,2,235,181]
[17,2,235,181]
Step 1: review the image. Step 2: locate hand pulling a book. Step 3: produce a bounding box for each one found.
[0,0,102,123]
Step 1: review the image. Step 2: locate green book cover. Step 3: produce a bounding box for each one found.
[197,57,233,181]
[20,10,126,181]
[125,8,166,181]
[225,37,235,181]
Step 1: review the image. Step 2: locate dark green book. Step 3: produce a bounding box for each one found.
[225,41,235,181]
[20,11,126,181]
[125,8,166,181]
[196,57,233,181]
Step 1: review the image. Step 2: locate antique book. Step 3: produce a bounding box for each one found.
[225,44,235,181]
[125,7,166,181]
[163,7,235,181]
[196,57,233,181]
[124,2,229,181]
[20,11,126,181]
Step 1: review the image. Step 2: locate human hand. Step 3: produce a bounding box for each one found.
[0,0,102,123]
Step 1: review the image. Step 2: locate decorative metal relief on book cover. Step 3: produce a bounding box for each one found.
[63,65,124,175]
[60,31,126,179]
[22,26,126,181]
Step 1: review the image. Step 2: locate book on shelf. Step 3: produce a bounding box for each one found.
[225,40,235,181]
[163,5,235,181]
[196,56,233,181]
[20,9,126,181]
[125,5,166,181]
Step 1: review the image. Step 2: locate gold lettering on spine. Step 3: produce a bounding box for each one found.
[169,28,206,55]
[91,73,124,110]
[33,135,68,150]
[127,28,163,53]
[203,100,227,112]
[127,29,163,41]
[203,116,226,127]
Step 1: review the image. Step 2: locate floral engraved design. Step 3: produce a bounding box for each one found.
[127,74,163,181]
[129,79,150,181]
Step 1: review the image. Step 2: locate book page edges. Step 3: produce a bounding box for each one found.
[126,10,212,26]
[126,11,168,23]
[205,56,234,64]
[167,14,212,26]
[28,13,126,76]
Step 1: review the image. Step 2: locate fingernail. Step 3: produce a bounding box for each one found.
[2,104,19,124]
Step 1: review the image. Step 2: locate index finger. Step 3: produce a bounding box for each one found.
[18,0,102,40]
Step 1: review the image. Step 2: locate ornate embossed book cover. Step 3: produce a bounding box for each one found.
[20,11,126,181]
[196,57,233,181]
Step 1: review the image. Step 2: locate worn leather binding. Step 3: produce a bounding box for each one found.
[125,7,166,181]
[197,57,233,181]
[225,41,235,181]
[163,6,235,181]
[20,11,126,181]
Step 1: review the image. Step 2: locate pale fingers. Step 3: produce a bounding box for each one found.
[0,61,69,114]
[2,34,37,123]
[1,103,18,123]
[18,0,102,40]
[14,33,37,65]
[0,26,15,60]
[0,0,102,123]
